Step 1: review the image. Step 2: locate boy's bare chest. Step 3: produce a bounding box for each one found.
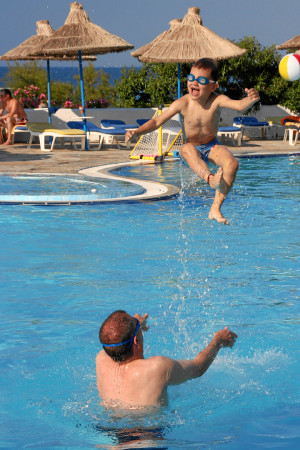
[183,104,219,128]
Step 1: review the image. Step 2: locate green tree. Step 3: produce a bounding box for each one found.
[281,79,300,113]
[2,61,47,92]
[73,62,116,106]
[217,36,286,108]
[50,82,74,107]
[115,63,191,107]
[96,69,116,106]
[115,66,151,107]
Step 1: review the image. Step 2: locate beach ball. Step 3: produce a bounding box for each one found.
[279,53,300,81]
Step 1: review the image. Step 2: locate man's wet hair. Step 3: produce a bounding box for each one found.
[99,310,137,362]
[193,58,219,81]
[0,88,12,98]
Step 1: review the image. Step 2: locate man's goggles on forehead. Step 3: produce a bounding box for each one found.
[187,74,216,85]
[102,320,140,350]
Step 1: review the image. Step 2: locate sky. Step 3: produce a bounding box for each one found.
[0,0,299,67]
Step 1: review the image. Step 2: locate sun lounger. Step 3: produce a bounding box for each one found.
[26,122,85,151]
[233,116,270,139]
[217,126,243,146]
[283,127,299,146]
[11,124,29,144]
[280,116,300,146]
[100,119,138,130]
[136,119,151,127]
[67,120,128,149]
[100,119,126,128]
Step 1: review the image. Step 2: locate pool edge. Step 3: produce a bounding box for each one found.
[0,159,179,205]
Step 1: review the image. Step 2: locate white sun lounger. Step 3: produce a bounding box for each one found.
[217,126,243,146]
[67,120,130,149]
[26,122,85,151]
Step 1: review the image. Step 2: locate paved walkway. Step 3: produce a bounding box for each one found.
[0,138,299,175]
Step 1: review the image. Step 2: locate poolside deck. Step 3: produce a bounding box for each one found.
[0,138,299,175]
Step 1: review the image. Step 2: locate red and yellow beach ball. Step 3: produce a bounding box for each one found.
[279,53,300,81]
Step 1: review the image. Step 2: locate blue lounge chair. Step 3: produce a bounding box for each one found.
[67,120,128,149]
[136,119,150,127]
[217,126,243,146]
[100,119,138,130]
[233,116,269,127]
[233,116,270,138]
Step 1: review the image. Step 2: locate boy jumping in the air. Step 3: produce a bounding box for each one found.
[126,58,260,224]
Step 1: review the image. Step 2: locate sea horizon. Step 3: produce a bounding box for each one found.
[0,66,140,87]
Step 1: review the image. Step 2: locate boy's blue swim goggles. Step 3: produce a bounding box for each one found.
[187,74,216,85]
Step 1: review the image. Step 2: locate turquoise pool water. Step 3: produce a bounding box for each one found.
[0,157,299,448]
[0,173,144,203]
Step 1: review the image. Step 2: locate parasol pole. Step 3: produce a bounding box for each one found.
[177,63,181,98]
[46,59,51,123]
[78,49,88,150]
[158,104,163,157]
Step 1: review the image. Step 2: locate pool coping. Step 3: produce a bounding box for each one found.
[0,159,180,205]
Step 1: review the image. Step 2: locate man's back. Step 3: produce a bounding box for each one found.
[97,311,237,410]
[96,350,172,407]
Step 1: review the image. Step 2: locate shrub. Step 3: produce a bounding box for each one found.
[64,100,74,108]
[85,98,108,108]
[14,85,46,108]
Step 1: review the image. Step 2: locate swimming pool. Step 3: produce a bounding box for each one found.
[0,162,178,204]
[0,156,299,448]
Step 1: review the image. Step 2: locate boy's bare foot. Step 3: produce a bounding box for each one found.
[1,141,13,145]
[208,167,223,189]
[208,207,230,225]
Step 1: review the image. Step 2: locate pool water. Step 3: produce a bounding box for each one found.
[0,173,144,202]
[0,157,299,448]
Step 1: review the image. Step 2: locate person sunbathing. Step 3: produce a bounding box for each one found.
[0,89,28,145]
[126,58,260,224]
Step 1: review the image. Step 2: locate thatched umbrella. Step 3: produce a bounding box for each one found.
[132,19,182,58]
[0,20,55,61]
[276,34,300,51]
[132,19,182,96]
[30,1,134,148]
[0,20,95,123]
[132,7,246,97]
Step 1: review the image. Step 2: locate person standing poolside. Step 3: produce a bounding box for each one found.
[0,88,28,145]
[125,58,260,225]
[96,310,237,409]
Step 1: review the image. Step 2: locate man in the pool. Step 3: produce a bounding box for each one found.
[125,58,260,225]
[96,310,237,408]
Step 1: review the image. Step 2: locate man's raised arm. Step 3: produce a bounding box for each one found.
[168,327,238,385]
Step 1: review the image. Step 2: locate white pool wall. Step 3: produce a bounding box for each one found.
[15,104,289,143]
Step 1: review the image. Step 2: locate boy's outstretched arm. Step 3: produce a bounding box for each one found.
[125,98,183,143]
[218,88,260,113]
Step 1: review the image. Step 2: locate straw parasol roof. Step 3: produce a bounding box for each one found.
[131,19,182,58]
[31,1,133,58]
[276,34,300,51]
[0,20,95,61]
[133,7,246,63]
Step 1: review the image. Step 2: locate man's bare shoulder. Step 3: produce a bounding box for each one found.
[141,355,175,378]
[145,355,174,366]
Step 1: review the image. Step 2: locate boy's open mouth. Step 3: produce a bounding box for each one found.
[191,86,200,95]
